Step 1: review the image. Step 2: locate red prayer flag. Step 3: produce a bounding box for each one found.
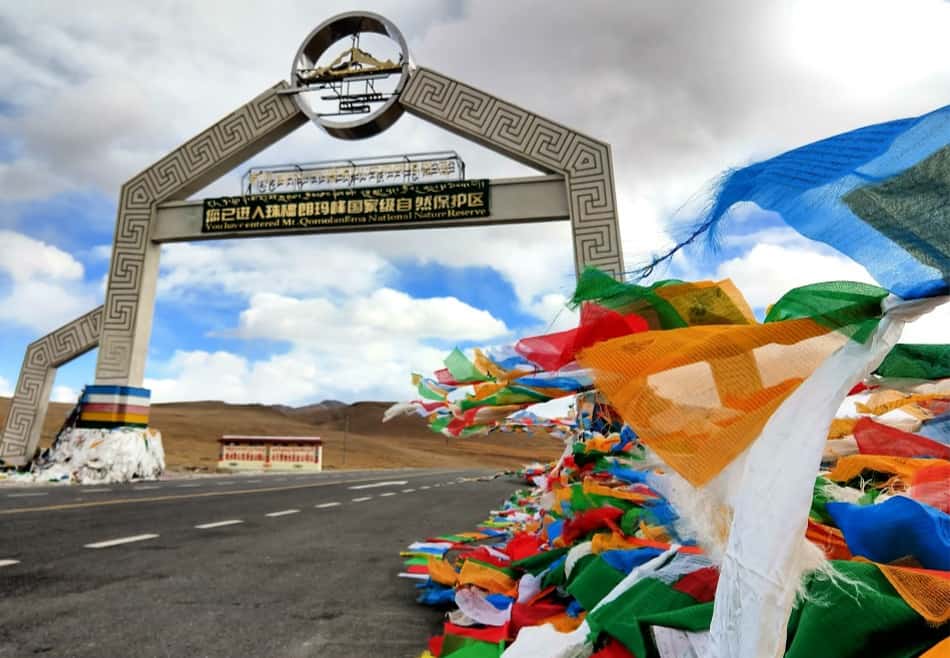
[671,566,719,603]
[853,417,950,459]
[591,639,637,658]
[515,303,648,372]
[560,506,625,545]
[443,621,509,644]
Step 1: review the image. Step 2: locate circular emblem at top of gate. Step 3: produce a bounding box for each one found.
[291,12,411,140]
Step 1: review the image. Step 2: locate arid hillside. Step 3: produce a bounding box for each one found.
[0,398,563,471]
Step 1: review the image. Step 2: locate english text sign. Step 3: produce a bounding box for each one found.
[202,179,490,233]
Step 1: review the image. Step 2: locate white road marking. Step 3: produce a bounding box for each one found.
[351,496,372,502]
[247,479,262,483]
[7,492,48,498]
[135,485,160,490]
[84,488,112,493]
[315,502,341,509]
[84,534,159,549]
[402,488,416,493]
[419,486,431,490]
[379,492,396,497]
[348,480,408,490]
[195,520,244,529]
[215,482,235,486]
[0,559,20,568]
[176,483,200,488]
[265,509,299,517]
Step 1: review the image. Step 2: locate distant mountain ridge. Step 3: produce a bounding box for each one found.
[0,396,564,472]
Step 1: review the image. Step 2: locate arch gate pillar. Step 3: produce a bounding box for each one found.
[1,12,624,466]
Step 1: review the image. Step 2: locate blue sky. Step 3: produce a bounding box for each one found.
[0,1,948,406]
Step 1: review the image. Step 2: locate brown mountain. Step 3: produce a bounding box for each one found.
[0,398,563,472]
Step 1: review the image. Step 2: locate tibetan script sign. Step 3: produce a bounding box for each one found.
[202,179,490,234]
[244,153,463,194]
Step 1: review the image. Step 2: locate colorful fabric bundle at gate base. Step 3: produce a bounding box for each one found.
[395,102,949,658]
[8,385,164,484]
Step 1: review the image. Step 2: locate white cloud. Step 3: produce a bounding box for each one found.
[900,303,950,344]
[145,342,445,405]
[0,230,83,282]
[0,230,97,332]
[51,385,79,403]
[343,222,580,321]
[3,1,949,404]
[0,376,12,397]
[235,289,508,344]
[524,293,580,334]
[158,238,391,300]
[526,396,576,420]
[716,242,876,309]
[157,227,578,327]
[146,288,510,404]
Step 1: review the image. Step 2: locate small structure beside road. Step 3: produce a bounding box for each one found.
[217,436,323,472]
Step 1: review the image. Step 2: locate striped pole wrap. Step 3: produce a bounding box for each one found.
[76,385,151,430]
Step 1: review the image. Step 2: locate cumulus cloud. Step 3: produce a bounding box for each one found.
[0,375,12,397]
[0,230,97,332]
[158,238,391,301]
[900,303,950,345]
[145,287,510,404]
[3,1,949,403]
[0,230,84,282]
[145,343,447,405]
[716,242,876,310]
[4,0,947,262]
[235,289,509,344]
[51,385,79,403]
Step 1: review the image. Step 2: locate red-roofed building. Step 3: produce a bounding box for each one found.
[217,435,323,472]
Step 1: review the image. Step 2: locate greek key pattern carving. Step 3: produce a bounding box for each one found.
[96,83,304,381]
[401,67,624,277]
[1,306,104,465]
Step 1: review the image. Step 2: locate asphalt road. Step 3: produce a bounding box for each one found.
[0,468,522,657]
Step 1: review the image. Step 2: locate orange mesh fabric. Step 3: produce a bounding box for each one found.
[921,637,950,658]
[579,317,845,486]
[856,391,948,416]
[827,455,949,486]
[545,612,587,632]
[591,532,638,554]
[653,280,757,326]
[427,557,459,587]
[876,563,950,625]
[828,417,859,438]
[582,478,655,504]
[806,519,852,560]
[457,560,518,597]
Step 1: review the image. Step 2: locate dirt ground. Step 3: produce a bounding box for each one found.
[0,398,564,472]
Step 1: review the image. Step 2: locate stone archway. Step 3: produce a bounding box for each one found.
[1,12,624,466]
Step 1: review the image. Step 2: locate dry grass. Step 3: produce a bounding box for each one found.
[0,398,563,472]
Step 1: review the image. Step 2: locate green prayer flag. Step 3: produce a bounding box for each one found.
[587,577,698,657]
[511,547,569,576]
[764,281,888,343]
[567,555,625,611]
[445,348,492,383]
[875,343,950,380]
[441,635,505,658]
[784,561,946,658]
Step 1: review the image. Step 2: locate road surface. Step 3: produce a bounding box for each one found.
[0,468,521,657]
